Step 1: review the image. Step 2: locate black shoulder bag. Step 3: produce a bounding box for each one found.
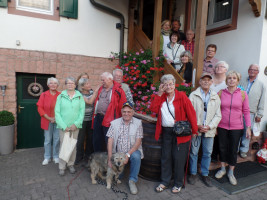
[165,99,192,137]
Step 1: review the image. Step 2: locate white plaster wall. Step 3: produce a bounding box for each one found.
[205,1,267,131]
[0,0,128,57]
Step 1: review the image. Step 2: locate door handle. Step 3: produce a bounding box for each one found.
[18,105,25,113]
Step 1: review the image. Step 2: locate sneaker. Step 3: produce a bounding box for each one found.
[240,152,247,158]
[187,174,197,185]
[53,158,59,164]
[129,180,138,195]
[228,174,237,185]
[59,169,65,176]
[42,159,50,166]
[200,175,212,187]
[215,169,226,179]
[68,166,76,174]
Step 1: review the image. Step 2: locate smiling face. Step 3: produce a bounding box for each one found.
[66,80,76,91]
[248,64,259,79]
[114,70,123,84]
[48,80,58,91]
[181,55,189,64]
[186,30,194,41]
[82,81,91,92]
[215,63,227,75]
[172,21,180,31]
[199,77,213,90]
[226,74,239,87]
[162,21,171,31]
[121,106,134,123]
[171,34,178,43]
[206,47,216,59]
[101,76,113,88]
[163,80,175,95]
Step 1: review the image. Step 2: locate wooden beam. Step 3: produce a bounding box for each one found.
[138,0,144,28]
[127,0,137,51]
[152,0,163,83]
[193,0,209,89]
[249,0,261,17]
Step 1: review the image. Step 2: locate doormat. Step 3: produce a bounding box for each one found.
[209,161,267,195]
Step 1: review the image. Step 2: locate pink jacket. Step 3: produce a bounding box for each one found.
[218,88,251,130]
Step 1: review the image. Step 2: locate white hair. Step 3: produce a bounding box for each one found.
[113,69,123,76]
[47,77,59,86]
[101,72,113,80]
[78,78,89,91]
[249,64,260,71]
[160,74,176,84]
[65,77,76,85]
[214,61,229,71]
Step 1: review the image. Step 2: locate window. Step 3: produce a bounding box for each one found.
[16,0,53,15]
[189,0,239,35]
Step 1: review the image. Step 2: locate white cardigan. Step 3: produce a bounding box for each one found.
[163,42,185,70]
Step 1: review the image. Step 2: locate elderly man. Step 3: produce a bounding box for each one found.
[113,69,134,105]
[188,73,221,187]
[240,64,266,158]
[107,102,143,195]
[203,44,219,75]
[181,30,195,56]
[92,72,126,152]
[171,19,186,41]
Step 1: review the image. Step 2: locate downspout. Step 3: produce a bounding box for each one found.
[90,0,125,64]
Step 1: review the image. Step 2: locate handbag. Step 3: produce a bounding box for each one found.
[166,100,192,137]
[59,131,77,162]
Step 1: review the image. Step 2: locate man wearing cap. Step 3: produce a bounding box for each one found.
[107,102,143,195]
[188,73,221,187]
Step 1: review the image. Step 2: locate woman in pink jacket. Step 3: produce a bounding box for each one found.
[215,71,251,185]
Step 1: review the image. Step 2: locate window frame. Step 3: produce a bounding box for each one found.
[16,0,54,16]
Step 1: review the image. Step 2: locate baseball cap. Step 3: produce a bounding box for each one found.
[122,101,134,109]
[200,72,212,79]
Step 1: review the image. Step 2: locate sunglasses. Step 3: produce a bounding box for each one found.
[204,102,207,112]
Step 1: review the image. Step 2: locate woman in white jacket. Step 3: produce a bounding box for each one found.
[163,32,185,71]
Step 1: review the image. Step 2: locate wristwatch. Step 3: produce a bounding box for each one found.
[126,153,131,158]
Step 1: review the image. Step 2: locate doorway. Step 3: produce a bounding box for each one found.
[16,73,55,149]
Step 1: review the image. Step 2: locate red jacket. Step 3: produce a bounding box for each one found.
[150,90,198,144]
[92,81,127,128]
[37,90,60,130]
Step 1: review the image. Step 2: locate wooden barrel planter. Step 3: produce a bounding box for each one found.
[134,113,162,182]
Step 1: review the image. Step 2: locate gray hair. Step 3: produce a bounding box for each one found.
[47,77,59,86]
[101,72,113,80]
[65,76,76,85]
[160,74,176,84]
[214,61,229,71]
[180,50,193,63]
[113,69,123,76]
[78,78,89,91]
[249,64,260,71]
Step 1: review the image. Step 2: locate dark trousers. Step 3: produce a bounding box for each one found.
[93,114,109,152]
[76,120,94,163]
[211,135,219,160]
[161,127,190,188]
[217,127,243,166]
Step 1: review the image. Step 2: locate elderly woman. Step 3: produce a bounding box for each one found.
[160,20,171,51]
[210,61,229,93]
[178,50,193,83]
[215,71,251,185]
[75,78,99,165]
[150,74,198,193]
[163,32,185,71]
[37,77,61,165]
[76,72,89,86]
[55,77,85,176]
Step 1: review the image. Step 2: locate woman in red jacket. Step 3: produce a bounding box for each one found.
[37,77,60,166]
[150,74,198,194]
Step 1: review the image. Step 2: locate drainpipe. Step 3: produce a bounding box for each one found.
[90,0,125,64]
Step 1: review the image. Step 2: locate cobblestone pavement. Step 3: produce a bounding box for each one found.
[1,148,267,200]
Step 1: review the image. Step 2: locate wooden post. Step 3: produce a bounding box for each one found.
[193,0,209,88]
[152,0,162,83]
[138,0,144,28]
[127,0,137,51]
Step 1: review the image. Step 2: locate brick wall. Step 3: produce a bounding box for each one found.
[0,48,118,145]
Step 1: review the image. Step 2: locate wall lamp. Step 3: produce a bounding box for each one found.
[1,85,7,96]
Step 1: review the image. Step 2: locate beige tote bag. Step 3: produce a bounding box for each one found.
[59,131,77,162]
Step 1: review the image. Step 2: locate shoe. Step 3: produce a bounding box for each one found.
[68,166,76,174]
[240,152,247,158]
[171,186,181,194]
[53,158,59,164]
[228,174,237,185]
[129,180,138,195]
[59,169,65,176]
[215,169,226,179]
[155,184,168,193]
[187,174,197,185]
[200,175,212,187]
[42,159,50,166]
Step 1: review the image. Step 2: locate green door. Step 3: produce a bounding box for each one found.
[16,73,54,149]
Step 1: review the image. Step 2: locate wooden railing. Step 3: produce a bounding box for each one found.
[133,23,184,84]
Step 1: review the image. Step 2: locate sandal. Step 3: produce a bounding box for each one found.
[155,184,168,193]
[171,186,181,194]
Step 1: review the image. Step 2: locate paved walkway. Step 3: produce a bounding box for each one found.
[0,148,267,200]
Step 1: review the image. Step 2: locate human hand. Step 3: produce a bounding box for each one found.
[124,156,129,165]
[167,60,173,64]
[246,127,251,139]
[158,84,167,96]
[70,124,77,131]
[108,159,112,168]
[255,116,261,123]
[50,117,55,123]
[65,127,71,132]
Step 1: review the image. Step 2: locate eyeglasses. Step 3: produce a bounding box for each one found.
[66,82,75,85]
[164,83,174,87]
[204,102,207,112]
[207,50,216,52]
[248,69,259,72]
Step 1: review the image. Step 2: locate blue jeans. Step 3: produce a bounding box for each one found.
[189,135,214,176]
[44,122,60,159]
[119,150,141,183]
[240,113,255,153]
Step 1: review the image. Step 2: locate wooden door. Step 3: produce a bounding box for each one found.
[16,73,54,149]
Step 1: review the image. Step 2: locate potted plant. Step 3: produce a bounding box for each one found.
[0,110,15,155]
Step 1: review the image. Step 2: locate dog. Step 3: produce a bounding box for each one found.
[88,152,126,189]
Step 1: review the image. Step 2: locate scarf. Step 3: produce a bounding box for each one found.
[161,29,171,36]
